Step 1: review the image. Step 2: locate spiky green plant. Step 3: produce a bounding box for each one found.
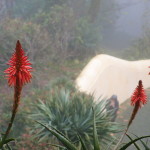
[36,107,100,150]
[30,85,120,149]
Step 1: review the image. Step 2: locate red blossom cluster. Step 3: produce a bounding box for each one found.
[0,41,32,148]
[131,80,147,107]
[4,40,32,86]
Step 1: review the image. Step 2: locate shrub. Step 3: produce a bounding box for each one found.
[123,29,150,60]
[31,86,120,149]
[0,18,50,67]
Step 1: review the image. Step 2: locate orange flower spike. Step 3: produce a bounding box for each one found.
[4,40,32,87]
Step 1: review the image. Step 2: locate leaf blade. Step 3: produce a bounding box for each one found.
[36,121,77,150]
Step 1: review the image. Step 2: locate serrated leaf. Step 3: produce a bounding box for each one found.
[92,107,100,150]
[31,87,120,149]
[48,143,66,149]
[77,134,87,150]
[37,121,77,150]
[3,138,15,144]
[120,135,150,150]
[6,144,12,150]
[139,139,150,150]
[126,134,140,150]
[132,133,150,150]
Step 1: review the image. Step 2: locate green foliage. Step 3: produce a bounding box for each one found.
[36,108,101,150]
[0,92,31,138]
[49,76,76,92]
[120,133,150,150]
[33,4,100,61]
[0,19,50,68]
[30,84,120,149]
[92,108,100,150]
[13,0,69,19]
[71,17,101,57]
[120,135,150,150]
[0,5,100,67]
[123,29,150,60]
[126,134,140,150]
[13,0,45,19]
[37,121,78,150]
[0,137,15,149]
[0,0,120,67]
[37,108,150,150]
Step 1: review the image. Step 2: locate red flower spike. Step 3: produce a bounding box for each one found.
[131,80,147,107]
[114,80,148,150]
[4,40,32,86]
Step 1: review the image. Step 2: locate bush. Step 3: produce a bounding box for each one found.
[30,86,120,149]
[123,29,150,60]
[0,18,50,67]
[33,4,101,61]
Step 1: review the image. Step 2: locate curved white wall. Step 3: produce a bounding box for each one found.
[76,54,150,104]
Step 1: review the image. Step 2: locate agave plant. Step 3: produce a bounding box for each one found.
[36,107,100,150]
[30,84,120,149]
[37,121,150,150]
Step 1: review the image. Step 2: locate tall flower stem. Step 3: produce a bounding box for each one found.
[0,77,22,148]
[113,80,147,150]
[113,101,140,150]
[0,40,32,148]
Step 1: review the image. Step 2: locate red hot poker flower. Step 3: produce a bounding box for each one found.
[131,80,147,107]
[0,41,32,148]
[127,80,147,128]
[114,80,147,150]
[4,40,32,86]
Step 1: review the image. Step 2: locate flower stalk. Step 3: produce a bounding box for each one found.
[114,80,147,150]
[0,41,32,148]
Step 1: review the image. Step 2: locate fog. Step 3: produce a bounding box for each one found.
[1,0,150,52]
[101,0,150,50]
[0,0,150,149]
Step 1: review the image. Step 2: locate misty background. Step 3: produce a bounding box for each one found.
[102,0,150,50]
[0,0,150,64]
[0,0,150,149]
